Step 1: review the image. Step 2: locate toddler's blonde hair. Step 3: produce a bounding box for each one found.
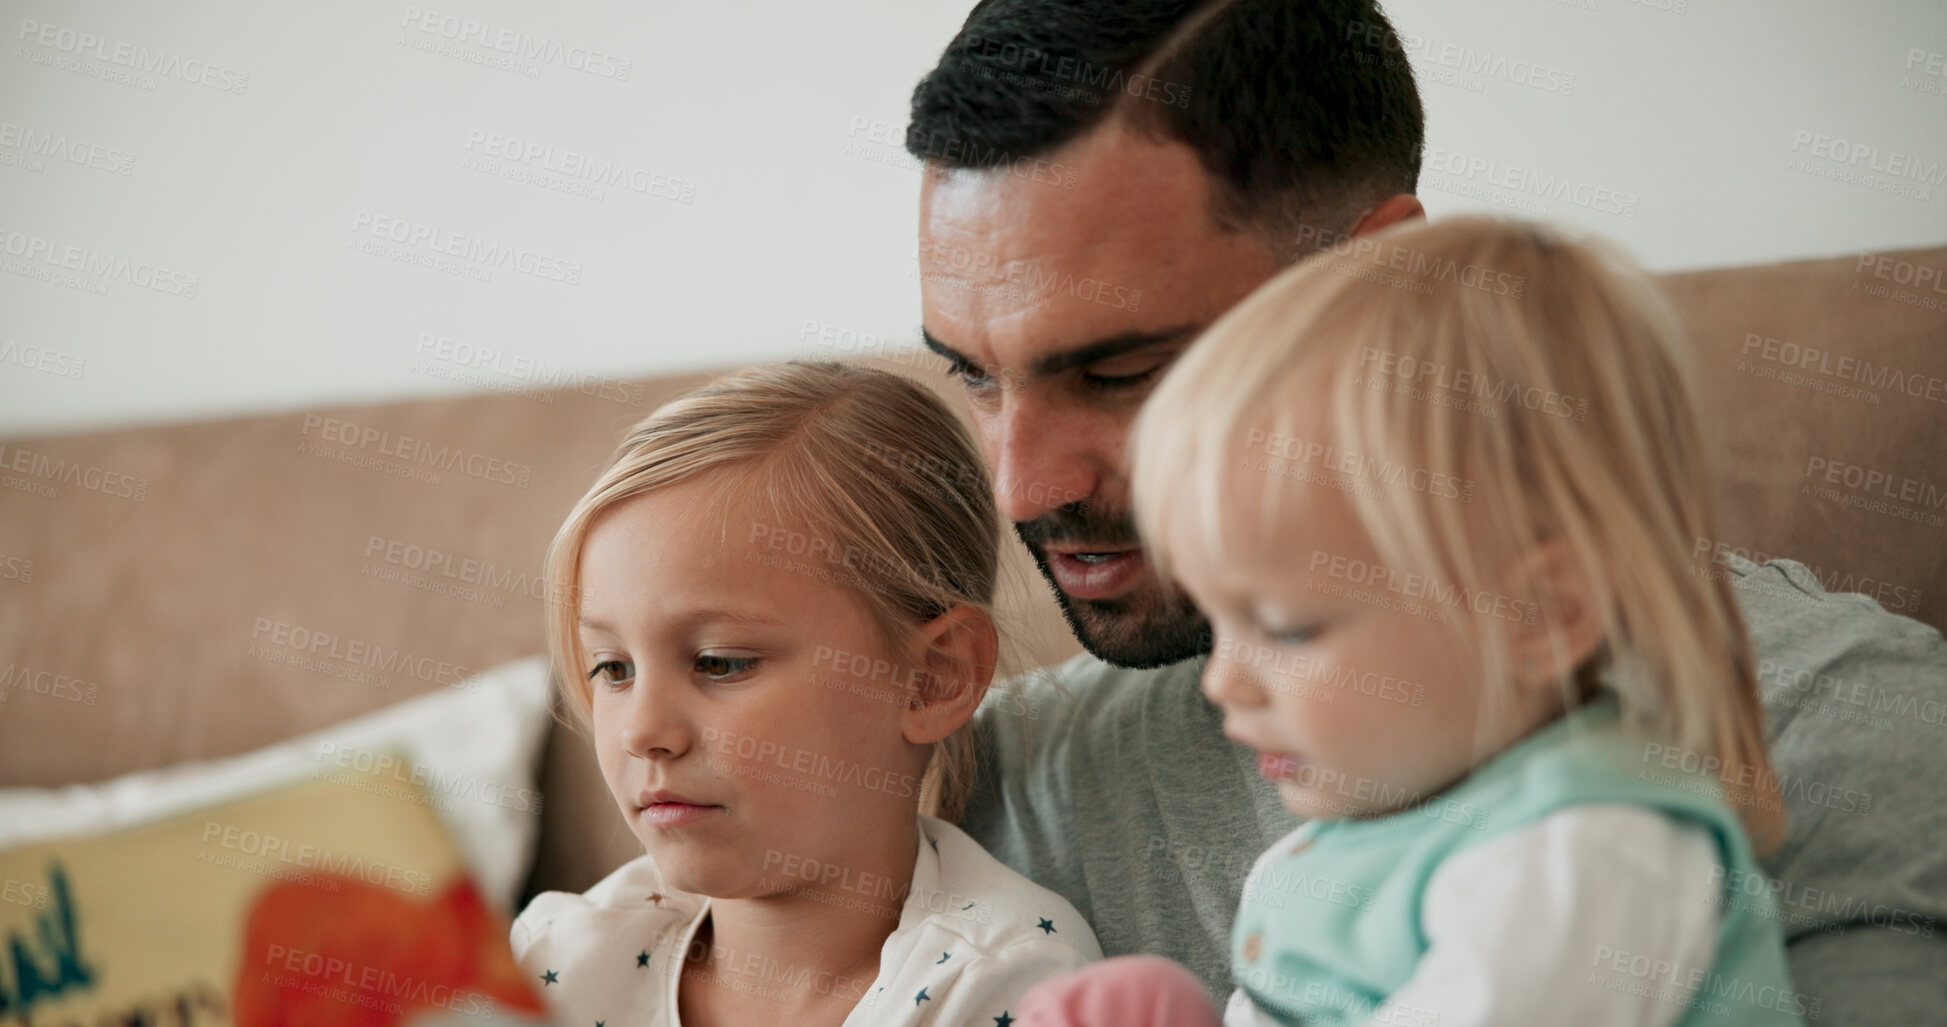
[1130,216,1783,851]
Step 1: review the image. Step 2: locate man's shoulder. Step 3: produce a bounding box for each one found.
[1733,555,1947,885]
[995,650,1207,724]
[1732,554,1945,717]
[974,650,1212,771]
[1731,555,1941,645]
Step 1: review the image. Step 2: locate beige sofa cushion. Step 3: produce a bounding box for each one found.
[0,245,1940,898]
[1667,246,1945,622]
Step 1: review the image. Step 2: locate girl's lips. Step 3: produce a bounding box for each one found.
[639,802,723,829]
[1257,752,1303,781]
[1046,548,1145,600]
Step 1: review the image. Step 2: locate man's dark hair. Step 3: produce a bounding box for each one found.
[906,0,1424,261]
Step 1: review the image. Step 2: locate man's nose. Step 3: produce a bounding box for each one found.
[988,391,1098,525]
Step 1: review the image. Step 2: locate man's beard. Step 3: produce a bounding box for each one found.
[1014,505,1212,670]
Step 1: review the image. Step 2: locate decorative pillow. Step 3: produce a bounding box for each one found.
[0,759,551,1026]
[0,655,554,914]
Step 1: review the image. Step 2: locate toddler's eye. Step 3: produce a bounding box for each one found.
[588,659,634,686]
[1266,624,1319,646]
[695,654,758,680]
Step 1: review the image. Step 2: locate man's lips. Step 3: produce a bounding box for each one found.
[1042,544,1144,600]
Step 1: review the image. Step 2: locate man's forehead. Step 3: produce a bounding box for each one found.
[916,124,1281,367]
[918,124,1218,277]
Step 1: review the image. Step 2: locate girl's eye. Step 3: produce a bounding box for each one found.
[695,654,758,680]
[588,659,634,687]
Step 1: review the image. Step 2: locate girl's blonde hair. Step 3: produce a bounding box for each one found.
[1129,215,1784,852]
[544,360,1003,823]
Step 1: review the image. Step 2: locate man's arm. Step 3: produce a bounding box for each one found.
[1736,555,1947,1022]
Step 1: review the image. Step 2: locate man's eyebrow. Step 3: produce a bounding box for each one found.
[920,324,1202,378]
[920,327,970,366]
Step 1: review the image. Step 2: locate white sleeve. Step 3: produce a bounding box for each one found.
[1371,805,1722,1027]
[1224,986,1288,1026]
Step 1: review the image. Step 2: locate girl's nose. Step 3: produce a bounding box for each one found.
[617,675,693,760]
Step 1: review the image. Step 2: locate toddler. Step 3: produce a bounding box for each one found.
[1020,217,1798,1026]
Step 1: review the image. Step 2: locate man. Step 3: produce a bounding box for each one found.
[903,0,1947,1021]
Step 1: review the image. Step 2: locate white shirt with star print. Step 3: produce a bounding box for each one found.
[511,814,1102,1027]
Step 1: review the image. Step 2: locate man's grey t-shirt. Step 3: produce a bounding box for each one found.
[961,556,1947,1023]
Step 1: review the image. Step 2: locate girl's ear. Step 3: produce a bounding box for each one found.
[1504,539,1609,694]
[900,605,998,746]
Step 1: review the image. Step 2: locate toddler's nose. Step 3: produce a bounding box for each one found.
[1201,646,1270,710]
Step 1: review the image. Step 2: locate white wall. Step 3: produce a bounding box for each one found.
[2,0,1943,437]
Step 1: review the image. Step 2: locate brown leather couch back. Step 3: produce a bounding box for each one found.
[1,245,1941,900]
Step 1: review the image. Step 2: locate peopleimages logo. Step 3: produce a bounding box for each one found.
[398,7,632,80]
[0,226,200,297]
[348,209,583,286]
[299,414,533,488]
[0,443,150,502]
[0,121,136,175]
[0,340,86,380]
[201,822,432,895]
[1801,455,1947,526]
[1345,20,1576,95]
[461,130,694,203]
[1740,331,1947,404]
[249,618,483,693]
[1790,130,1946,186]
[15,18,250,93]
[1419,144,1640,219]
[915,239,1141,312]
[411,332,645,406]
[312,742,543,814]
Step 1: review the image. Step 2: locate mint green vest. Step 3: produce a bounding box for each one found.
[1230,698,1803,1025]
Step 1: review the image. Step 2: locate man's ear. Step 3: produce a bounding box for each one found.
[1503,538,1609,693]
[1350,194,1425,237]
[901,604,999,746]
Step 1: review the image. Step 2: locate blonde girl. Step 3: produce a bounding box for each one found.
[515,361,1100,1027]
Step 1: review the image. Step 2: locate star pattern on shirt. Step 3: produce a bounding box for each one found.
[636,950,650,968]
[936,951,951,964]
[1036,917,1056,935]
[646,892,664,904]
[994,1014,1015,1027]
[540,970,559,986]
[915,987,931,1005]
